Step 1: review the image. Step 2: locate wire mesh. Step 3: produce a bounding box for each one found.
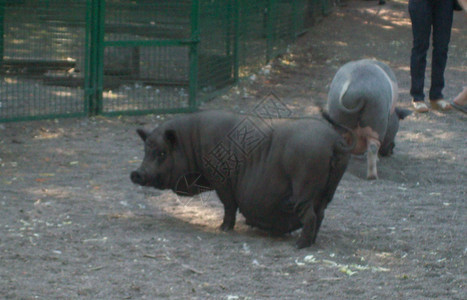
[104,0,191,42]
[0,0,88,122]
[101,45,190,114]
[268,0,296,59]
[101,0,192,115]
[196,0,236,98]
[237,0,269,76]
[0,0,333,122]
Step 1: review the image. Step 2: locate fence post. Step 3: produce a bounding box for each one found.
[321,0,332,16]
[95,0,105,115]
[85,0,98,116]
[238,0,245,71]
[84,0,105,116]
[188,0,200,110]
[293,0,308,39]
[265,0,273,62]
[233,0,239,82]
[84,0,92,115]
[0,0,5,65]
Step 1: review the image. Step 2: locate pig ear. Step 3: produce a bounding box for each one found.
[164,129,177,147]
[395,107,412,120]
[136,128,149,142]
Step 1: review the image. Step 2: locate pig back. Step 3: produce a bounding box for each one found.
[327,59,396,140]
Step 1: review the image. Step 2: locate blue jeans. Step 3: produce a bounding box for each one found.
[409,0,454,102]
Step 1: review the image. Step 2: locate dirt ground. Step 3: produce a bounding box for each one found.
[1,1,466,299]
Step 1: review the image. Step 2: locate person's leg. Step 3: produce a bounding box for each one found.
[429,0,454,101]
[409,0,432,102]
[452,87,467,113]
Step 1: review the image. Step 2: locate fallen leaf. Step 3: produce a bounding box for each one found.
[304,255,318,263]
[339,266,358,276]
[322,259,338,266]
[39,173,55,177]
[295,259,305,266]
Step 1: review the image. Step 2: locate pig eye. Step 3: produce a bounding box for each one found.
[153,150,166,162]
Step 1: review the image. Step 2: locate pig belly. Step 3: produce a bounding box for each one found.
[245,212,302,234]
[242,196,302,234]
[236,172,301,233]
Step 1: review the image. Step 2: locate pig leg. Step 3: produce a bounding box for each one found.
[294,186,324,249]
[306,198,328,241]
[366,138,380,180]
[315,208,325,237]
[315,149,350,234]
[216,189,238,231]
[296,206,318,249]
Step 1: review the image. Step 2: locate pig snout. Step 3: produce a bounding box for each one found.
[130,170,165,189]
[130,170,147,186]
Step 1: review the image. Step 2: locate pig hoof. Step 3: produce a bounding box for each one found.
[367,173,378,180]
[295,238,313,249]
[219,222,234,232]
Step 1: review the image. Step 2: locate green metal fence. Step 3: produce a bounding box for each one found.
[0,0,89,122]
[0,0,332,122]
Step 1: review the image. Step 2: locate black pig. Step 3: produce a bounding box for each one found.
[131,111,353,248]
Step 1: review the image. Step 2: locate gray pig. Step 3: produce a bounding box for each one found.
[327,59,411,179]
[131,110,354,248]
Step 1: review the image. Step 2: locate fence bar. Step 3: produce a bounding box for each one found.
[0,0,333,122]
[0,0,4,65]
[265,0,273,63]
[188,0,200,110]
[322,0,332,15]
[233,0,240,82]
[85,0,100,116]
[105,39,196,47]
[94,0,105,115]
[84,0,93,115]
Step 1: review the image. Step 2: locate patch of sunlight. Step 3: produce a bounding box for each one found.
[103,90,125,99]
[380,25,394,30]
[385,18,411,27]
[4,77,18,84]
[34,131,62,140]
[432,131,457,140]
[11,39,25,45]
[397,65,410,72]
[334,41,348,47]
[280,58,296,67]
[450,65,467,72]
[379,12,412,27]
[148,190,225,232]
[51,91,73,97]
[403,131,433,144]
[27,186,72,199]
[402,129,457,145]
[53,147,76,156]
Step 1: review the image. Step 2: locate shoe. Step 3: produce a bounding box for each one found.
[430,99,452,111]
[412,101,429,113]
[451,101,467,114]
